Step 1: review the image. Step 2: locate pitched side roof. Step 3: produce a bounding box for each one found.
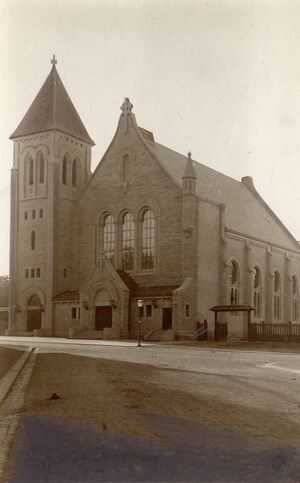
[53,291,79,302]
[10,65,94,145]
[148,141,300,252]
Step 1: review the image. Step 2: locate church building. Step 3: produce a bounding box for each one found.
[7,58,300,341]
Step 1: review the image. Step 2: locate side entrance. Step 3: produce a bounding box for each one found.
[95,306,112,331]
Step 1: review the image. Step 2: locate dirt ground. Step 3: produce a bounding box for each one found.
[19,352,300,447]
[0,347,24,379]
[2,350,299,482]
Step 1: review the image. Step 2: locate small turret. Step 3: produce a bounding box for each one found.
[182,152,197,193]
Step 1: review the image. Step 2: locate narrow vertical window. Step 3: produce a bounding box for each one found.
[72,159,77,187]
[38,152,45,184]
[122,212,134,270]
[122,154,130,182]
[103,214,115,262]
[253,266,262,318]
[229,261,239,308]
[62,156,67,185]
[31,231,36,250]
[29,157,34,185]
[274,271,281,320]
[292,276,298,321]
[142,209,154,269]
[36,268,40,278]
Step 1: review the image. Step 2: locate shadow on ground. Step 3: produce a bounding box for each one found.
[8,413,300,482]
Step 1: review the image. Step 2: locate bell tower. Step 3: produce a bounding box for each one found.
[8,56,94,335]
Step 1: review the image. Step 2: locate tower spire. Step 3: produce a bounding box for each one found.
[182,151,197,193]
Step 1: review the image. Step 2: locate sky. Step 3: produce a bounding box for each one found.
[0,0,300,274]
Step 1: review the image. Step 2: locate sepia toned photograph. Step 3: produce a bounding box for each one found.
[0,0,299,481]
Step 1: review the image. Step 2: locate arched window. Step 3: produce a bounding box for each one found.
[31,231,36,250]
[103,214,115,262]
[62,156,67,185]
[253,266,262,318]
[122,212,134,270]
[142,209,154,269]
[292,275,298,321]
[229,261,239,306]
[274,271,281,320]
[37,152,45,184]
[29,156,34,185]
[72,159,77,187]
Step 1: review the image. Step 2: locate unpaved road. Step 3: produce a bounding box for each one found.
[0,338,299,482]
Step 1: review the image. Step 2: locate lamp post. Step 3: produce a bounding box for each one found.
[137,299,143,347]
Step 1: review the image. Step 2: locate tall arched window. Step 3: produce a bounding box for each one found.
[292,275,298,321]
[142,209,154,269]
[29,156,34,185]
[37,152,45,184]
[229,261,239,306]
[122,212,134,270]
[274,271,281,320]
[72,159,77,187]
[103,214,115,262]
[62,156,67,185]
[253,266,261,318]
[31,231,36,250]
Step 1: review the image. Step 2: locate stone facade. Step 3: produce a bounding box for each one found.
[7,62,300,341]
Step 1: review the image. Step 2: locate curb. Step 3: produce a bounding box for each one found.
[0,347,34,406]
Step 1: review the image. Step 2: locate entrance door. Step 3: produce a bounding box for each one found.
[95,306,112,330]
[162,307,172,330]
[215,322,228,341]
[27,309,42,331]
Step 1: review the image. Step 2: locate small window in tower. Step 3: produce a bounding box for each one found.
[29,157,34,185]
[32,210,36,219]
[146,305,152,317]
[25,269,29,279]
[63,268,67,278]
[62,156,67,185]
[38,152,45,184]
[39,209,43,218]
[31,231,36,250]
[36,268,40,278]
[30,268,35,278]
[71,307,77,319]
[24,211,28,220]
[72,159,77,187]
[186,305,191,317]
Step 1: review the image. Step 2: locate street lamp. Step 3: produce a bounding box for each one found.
[137,299,143,347]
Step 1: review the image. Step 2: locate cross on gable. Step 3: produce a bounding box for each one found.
[121,97,133,115]
[51,54,57,65]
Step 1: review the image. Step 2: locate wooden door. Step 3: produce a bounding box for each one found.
[162,307,172,330]
[95,306,112,330]
[27,309,42,331]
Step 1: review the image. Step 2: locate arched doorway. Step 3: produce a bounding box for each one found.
[95,290,112,331]
[27,295,42,331]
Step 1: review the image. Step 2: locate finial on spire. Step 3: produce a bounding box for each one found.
[188,151,192,159]
[121,97,133,116]
[51,54,57,65]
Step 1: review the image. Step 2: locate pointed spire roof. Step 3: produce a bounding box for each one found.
[10,57,94,145]
[183,152,197,178]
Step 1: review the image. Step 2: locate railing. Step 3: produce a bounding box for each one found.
[248,321,300,342]
[192,321,208,341]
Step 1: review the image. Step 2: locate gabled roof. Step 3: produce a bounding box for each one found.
[10,64,94,145]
